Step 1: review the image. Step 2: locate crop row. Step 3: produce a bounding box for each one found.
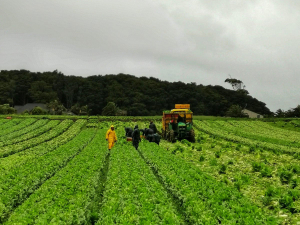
[241,120,300,139]
[3,115,162,122]
[249,120,300,134]
[98,139,183,224]
[0,119,48,143]
[0,119,22,133]
[291,120,300,126]
[139,141,276,224]
[214,120,300,148]
[0,128,96,223]
[213,120,300,146]
[0,119,36,137]
[0,119,87,175]
[0,120,73,158]
[5,129,107,225]
[0,119,55,147]
[194,121,300,155]
[168,127,300,222]
[0,119,10,126]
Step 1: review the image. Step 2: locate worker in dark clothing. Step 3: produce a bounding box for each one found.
[145,128,154,140]
[132,125,141,150]
[147,131,161,145]
[147,133,154,142]
[124,127,133,137]
[153,133,161,145]
[144,128,152,140]
[144,128,149,137]
[149,121,157,134]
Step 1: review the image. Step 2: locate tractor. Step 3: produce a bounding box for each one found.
[161,104,195,142]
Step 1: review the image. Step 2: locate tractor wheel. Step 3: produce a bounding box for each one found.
[162,129,166,139]
[189,129,195,143]
[169,130,175,143]
[165,130,169,140]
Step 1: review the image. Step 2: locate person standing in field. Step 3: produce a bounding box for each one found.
[106,125,117,151]
[149,121,157,134]
[124,127,133,137]
[146,128,154,140]
[132,125,141,150]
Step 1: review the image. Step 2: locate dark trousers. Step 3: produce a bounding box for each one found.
[132,140,139,150]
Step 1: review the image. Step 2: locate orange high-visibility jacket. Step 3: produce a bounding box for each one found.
[106,129,117,143]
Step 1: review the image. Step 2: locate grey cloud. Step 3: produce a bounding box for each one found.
[1,0,299,111]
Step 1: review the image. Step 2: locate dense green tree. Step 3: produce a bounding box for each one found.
[292,105,300,117]
[64,76,80,109]
[274,105,300,118]
[102,102,120,116]
[22,110,30,115]
[0,104,16,114]
[70,104,89,115]
[29,81,57,103]
[47,100,66,115]
[0,70,273,116]
[0,80,16,105]
[275,109,286,117]
[70,104,81,115]
[226,105,247,118]
[31,106,47,115]
[79,76,105,115]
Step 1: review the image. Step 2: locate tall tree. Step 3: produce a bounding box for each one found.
[64,76,79,109]
[275,109,286,117]
[225,76,249,95]
[29,81,58,103]
[102,102,119,116]
[226,105,247,117]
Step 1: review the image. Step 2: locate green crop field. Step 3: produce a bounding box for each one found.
[1,116,300,224]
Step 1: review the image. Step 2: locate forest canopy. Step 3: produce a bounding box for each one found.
[0,70,271,116]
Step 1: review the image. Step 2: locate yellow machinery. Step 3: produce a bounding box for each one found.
[162,104,195,142]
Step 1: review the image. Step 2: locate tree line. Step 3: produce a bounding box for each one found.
[274,107,300,118]
[0,69,272,116]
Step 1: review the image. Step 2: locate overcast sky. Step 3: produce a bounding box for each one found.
[1,0,299,112]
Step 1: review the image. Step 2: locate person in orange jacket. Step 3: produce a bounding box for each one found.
[106,125,117,151]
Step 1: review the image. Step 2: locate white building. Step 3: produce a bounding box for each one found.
[242,109,263,118]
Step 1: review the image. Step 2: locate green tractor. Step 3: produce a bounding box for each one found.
[161,104,195,142]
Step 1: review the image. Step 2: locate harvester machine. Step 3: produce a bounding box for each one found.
[162,104,195,142]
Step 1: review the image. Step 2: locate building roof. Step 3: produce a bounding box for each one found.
[14,103,47,114]
[242,109,262,115]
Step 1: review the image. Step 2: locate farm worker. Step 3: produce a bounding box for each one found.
[124,127,133,137]
[153,133,161,145]
[132,125,141,150]
[144,128,153,140]
[106,125,117,151]
[149,121,157,134]
[146,128,154,140]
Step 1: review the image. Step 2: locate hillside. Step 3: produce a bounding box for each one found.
[0,70,271,116]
